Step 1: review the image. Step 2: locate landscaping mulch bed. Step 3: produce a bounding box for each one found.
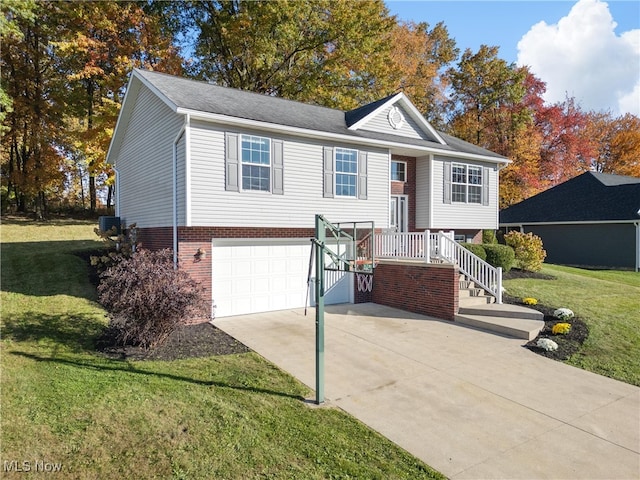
[502,269,589,361]
[77,249,252,361]
[95,322,251,361]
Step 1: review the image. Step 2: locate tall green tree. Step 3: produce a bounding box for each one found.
[0,0,36,134]
[447,45,529,149]
[185,0,397,110]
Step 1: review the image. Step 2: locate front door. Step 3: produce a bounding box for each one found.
[390,195,408,233]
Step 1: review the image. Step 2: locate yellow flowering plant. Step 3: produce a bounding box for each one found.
[522,297,538,305]
[552,322,572,335]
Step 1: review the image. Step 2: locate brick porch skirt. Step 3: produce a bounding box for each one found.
[371,259,459,321]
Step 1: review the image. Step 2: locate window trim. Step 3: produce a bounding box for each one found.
[240,134,272,193]
[391,160,407,182]
[334,147,358,198]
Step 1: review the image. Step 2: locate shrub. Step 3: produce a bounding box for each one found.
[554,308,574,321]
[98,249,208,349]
[461,242,487,261]
[503,230,547,272]
[536,338,558,351]
[552,322,572,335]
[483,244,515,272]
[482,230,497,244]
[91,223,139,273]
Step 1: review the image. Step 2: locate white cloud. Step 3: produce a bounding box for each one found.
[517,0,640,116]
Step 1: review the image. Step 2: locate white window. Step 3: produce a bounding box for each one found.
[452,163,482,204]
[241,135,271,191]
[335,148,358,197]
[391,160,406,182]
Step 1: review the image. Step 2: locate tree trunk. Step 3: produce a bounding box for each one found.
[89,175,96,213]
[106,184,113,211]
[87,79,97,213]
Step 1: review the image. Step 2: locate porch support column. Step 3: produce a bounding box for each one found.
[424,230,430,263]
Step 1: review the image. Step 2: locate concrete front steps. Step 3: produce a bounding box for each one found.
[456,275,544,340]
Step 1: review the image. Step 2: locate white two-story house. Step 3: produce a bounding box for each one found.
[107,69,509,319]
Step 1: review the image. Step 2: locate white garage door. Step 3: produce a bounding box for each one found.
[212,239,351,318]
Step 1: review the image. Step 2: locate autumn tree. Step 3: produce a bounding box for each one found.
[389,21,458,127]
[533,96,597,187]
[447,45,529,150]
[446,46,544,207]
[587,112,640,177]
[1,1,183,216]
[54,1,183,213]
[1,1,66,216]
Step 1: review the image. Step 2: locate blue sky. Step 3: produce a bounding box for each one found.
[386,0,640,115]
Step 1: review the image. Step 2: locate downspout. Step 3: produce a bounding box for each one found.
[635,222,639,273]
[113,167,120,218]
[173,118,188,269]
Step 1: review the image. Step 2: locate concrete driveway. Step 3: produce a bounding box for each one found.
[214,303,640,479]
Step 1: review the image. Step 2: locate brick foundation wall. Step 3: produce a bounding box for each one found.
[372,259,459,321]
[137,226,316,322]
[137,227,173,251]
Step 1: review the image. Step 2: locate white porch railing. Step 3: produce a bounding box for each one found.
[375,230,503,304]
[375,231,430,259]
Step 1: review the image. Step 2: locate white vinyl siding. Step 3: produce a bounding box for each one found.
[116,86,184,228]
[189,121,389,228]
[431,156,497,229]
[176,134,186,226]
[359,105,430,140]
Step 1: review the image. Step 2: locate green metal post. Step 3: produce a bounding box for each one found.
[314,214,325,404]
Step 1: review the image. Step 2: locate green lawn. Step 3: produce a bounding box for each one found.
[0,218,443,479]
[504,264,640,386]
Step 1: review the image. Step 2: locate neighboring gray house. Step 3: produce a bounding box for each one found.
[107,69,509,318]
[500,172,640,271]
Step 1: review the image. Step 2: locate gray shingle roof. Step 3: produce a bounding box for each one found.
[500,172,640,224]
[134,69,507,161]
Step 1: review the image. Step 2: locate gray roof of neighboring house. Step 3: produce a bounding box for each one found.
[500,171,640,224]
[134,69,507,161]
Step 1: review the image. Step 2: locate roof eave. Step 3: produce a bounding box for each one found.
[347,93,447,145]
[500,219,640,226]
[179,107,510,164]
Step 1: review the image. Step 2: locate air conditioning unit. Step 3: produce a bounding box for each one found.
[98,216,121,235]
